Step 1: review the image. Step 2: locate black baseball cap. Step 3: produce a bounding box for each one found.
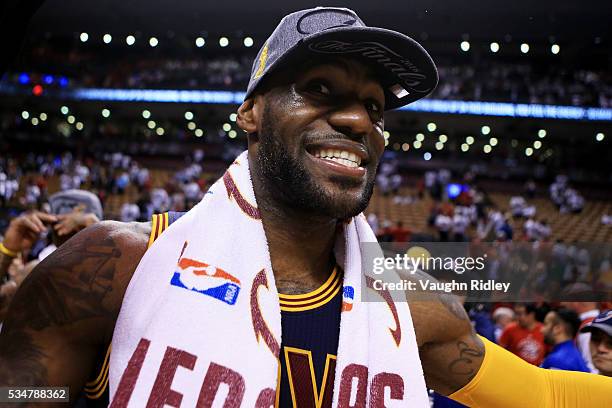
[245,7,438,110]
[580,310,612,337]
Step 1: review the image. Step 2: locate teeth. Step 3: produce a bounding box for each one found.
[312,148,362,167]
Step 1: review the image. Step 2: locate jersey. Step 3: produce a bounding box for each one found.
[498,322,546,366]
[83,211,342,407]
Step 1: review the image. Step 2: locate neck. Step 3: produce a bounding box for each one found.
[250,156,338,294]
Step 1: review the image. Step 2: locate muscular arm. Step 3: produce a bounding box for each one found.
[408,276,612,406]
[0,221,150,405]
[410,289,484,395]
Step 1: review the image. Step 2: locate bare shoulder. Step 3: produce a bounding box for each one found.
[0,220,152,392]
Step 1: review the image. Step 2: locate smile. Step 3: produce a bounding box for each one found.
[312,148,362,168]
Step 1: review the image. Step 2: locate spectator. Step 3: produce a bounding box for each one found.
[540,308,590,372]
[492,307,515,343]
[580,310,612,377]
[563,302,601,372]
[499,303,547,365]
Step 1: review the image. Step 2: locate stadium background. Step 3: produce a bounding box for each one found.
[1,1,611,405]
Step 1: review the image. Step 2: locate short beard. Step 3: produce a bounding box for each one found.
[255,104,374,219]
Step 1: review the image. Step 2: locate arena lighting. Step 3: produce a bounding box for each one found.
[75,122,84,130]
[489,137,498,146]
[58,77,69,88]
[483,145,492,153]
[31,117,39,126]
[538,129,547,138]
[534,140,542,149]
[187,121,196,130]
[481,125,491,135]
[222,123,231,132]
[520,43,530,53]
[103,34,112,44]
[490,42,500,53]
[39,113,47,121]
[21,111,29,120]
[416,133,425,142]
[461,143,469,152]
[13,86,608,121]
[80,32,88,42]
[142,110,151,119]
[156,127,165,136]
[60,106,69,115]
[67,115,75,124]
[147,120,156,129]
[427,122,436,132]
[229,113,237,122]
[43,75,53,85]
[32,85,43,96]
[551,44,560,54]
[466,136,475,145]
[101,108,110,118]
[195,37,205,48]
[126,35,136,46]
[149,37,158,47]
[228,130,237,138]
[413,140,422,149]
[596,132,605,141]
[219,37,229,47]
[525,147,534,156]
[195,129,204,137]
[402,143,409,151]
[383,130,390,139]
[184,111,194,120]
[243,37,254,47]
[423,152,432,161]
[460,41,470,52]
[18,73,29,84]
[393,143,400,151]
[435,141,444,150]
[439,134,448,143]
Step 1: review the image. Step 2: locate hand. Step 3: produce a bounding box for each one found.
[53,212,100,237]
[2,211,58,253]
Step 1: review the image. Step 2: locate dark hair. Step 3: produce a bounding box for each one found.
[554,308,582,338]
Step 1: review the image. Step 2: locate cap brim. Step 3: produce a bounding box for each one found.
[300,26,438,110]
[580,323,612,337]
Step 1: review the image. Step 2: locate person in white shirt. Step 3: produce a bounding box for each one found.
[562,302,600,373]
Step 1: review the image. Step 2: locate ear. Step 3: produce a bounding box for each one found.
[237,98,260,135]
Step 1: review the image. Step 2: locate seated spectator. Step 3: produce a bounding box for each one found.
[540,308,590,372]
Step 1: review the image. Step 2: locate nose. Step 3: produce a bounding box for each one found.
[328,101,376,141]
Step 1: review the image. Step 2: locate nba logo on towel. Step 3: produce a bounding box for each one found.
[342,286,354,312]
[170,257,241,305]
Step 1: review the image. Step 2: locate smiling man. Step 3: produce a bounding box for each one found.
[1,7,611,408]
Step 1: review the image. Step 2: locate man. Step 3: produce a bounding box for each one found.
[580,310,612,377]
[540,308,589,372]
[563,301,600,372]
[499,303,547,365]
[1,7,611,408]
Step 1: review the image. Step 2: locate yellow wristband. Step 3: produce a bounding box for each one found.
[0,242,19,258]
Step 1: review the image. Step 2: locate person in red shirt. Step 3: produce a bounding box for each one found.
[390,221,411,242]
[499,303,547,365]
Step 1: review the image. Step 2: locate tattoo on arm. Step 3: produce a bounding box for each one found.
[447,339,485,383]
[0,226,124,388]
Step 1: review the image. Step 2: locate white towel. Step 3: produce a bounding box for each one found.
[109,151,428,407]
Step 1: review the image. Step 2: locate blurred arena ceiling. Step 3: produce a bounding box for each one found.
[24,0,612,41]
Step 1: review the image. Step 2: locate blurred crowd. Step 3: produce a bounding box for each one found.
[4,48,611,107]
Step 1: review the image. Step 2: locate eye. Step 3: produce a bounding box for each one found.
[306,80,332,96]
[366,100,382,113]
